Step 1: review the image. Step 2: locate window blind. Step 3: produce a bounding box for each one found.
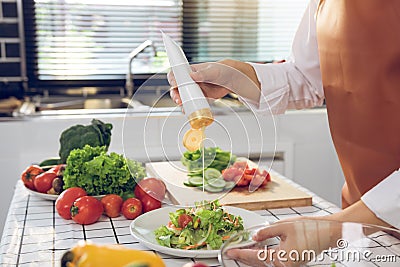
[24,0,182,81]
[23,0,309,84]
[183,0,309,62]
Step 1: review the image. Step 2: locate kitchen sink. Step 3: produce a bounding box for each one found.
[33,96,131,110]
[14,89,246,117]
[31,94,177,111]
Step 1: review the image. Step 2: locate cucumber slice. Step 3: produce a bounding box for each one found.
[184,181,199,187]
[204,168,222,180]
[207,178,226,189]
[224,181,236,190]
[188,176,205,187]
[204,184,224,193]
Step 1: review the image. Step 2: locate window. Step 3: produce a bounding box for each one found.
[183,0,309,62]
[23,0,309,89]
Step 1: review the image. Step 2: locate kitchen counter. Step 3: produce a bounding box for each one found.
[1,170,399,266]
[0,108,346,249]
[0,171,346,267]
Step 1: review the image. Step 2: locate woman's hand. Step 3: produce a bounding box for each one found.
[182,262,209,267]
[225,218,338,267]
[168,59,261,105]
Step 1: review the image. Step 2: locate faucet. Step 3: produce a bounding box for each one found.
[125,40,157,98]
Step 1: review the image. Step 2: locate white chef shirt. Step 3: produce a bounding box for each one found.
[241,0,400,228]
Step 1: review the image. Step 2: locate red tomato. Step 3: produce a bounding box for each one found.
[249,174,265,188]
[178,214,193,229]
[140,194,161,213]
[121,198,142,220]
[34,171,57,193]
[244,168,256,175]
[134,178,166,201]
[56,187,87,220]
[21,165,44,190]
[222,167,243,181]
[71,196,103,225]
[48,164,66,175]
[235,175,249,187]
[233,161,248,169]
[243,174,254,181]
[263,170,271,182]
[101,194,123,218]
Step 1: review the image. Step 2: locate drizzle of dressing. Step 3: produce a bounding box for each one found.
[182,127,205,152]
[183,126,206,191]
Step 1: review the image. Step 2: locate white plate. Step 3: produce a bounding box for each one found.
[130,205,268,258]
[24,186,105,201]
[24,186,60,200]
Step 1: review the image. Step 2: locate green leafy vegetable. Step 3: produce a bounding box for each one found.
[154,200,244,250]
[59,119,113,163]
[181,147,236,176]
[63,145,145,196]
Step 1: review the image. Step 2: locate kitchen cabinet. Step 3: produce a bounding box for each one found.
[0,108,344,237]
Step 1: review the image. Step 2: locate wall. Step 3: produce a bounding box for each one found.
[0,109,345,238]
[0,0,24,98]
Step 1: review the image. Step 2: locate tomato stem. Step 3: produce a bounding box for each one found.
[70,205,79,217]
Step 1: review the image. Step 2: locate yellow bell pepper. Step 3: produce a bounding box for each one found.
[61,241,166,267]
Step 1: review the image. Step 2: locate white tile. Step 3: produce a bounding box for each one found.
[163,258,193,267]
[55,239,76,249]
[267,207,295,215]
[122,242,152,251]
[24,220,53,228]
[84,228,115,239]
[386,243,400,256]
[114,225,132,235]
[292,205,320,214]
[195,258,220,266]
[275,213,302,220]
[83,220,111,230]
[253,209,270,216]
[117,234,137,244]
[86,236,116,244]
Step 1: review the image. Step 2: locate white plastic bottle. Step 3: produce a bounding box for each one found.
[162,32,213,129]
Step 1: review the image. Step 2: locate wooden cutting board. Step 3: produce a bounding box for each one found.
[146,161,312,210]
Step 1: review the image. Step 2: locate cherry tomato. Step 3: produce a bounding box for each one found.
[121,198,142,220]
[34,171,57,193]
[71,196,103,225]
[56,187,87,220]
[101,194,123,218]
[134,178,166,201]
[177,214,193,229]
[140,193,161,213]
[21,165,44,190]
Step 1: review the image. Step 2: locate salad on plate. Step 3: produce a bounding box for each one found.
[154,200,245,250]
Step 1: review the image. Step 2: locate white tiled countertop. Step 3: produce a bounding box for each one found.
[1,171,398,267]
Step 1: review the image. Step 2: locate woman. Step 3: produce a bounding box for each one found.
[170,0,400,265]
